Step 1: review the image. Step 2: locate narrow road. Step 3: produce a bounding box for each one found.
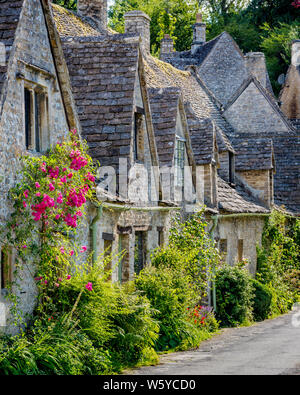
[130,308,300,375]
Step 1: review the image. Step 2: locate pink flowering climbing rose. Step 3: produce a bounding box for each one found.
[6,130,97,296]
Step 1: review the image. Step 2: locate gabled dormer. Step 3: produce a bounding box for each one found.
[232,138,275,209]
[149,88,196,207]
[184,103,219,209]
[62,35,160,206]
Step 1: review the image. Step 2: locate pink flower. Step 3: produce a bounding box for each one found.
[80,246,87,253]
[57,193,63,204]
[22,245,27,249]
[22,201,27,208]
[63,168,67,172]
[48,166,60,179]
[49,183,55,191]
[60,176,67,183]
[71,129,77,135]
[60,247,65,255]
[85,282,93,291]
[67,173,73,179]
[35,182,41,189]
[64,213,78,228]
[85,172,95,183]
[58,278,63,282]
[44,280,48,285]
[36,192,41,197]
[55,214,60,220]
[66,275,71,280]
[34,276,43,282]
[69,250,74,257]
[40,162,47,173]
[24,190,29,198]
[54,283,60,288]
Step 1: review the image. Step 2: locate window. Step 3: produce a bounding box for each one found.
[1,248,12,291]
[134,107,145,162]
[229,152,235,185]
[157,226,164,247]
[24,86,49,152]
[118,234,130,283]
[219,239,227,262]
[238,239,244,262]
[134,231,146,275]
[174,138,185,190]
[103,239,113,281]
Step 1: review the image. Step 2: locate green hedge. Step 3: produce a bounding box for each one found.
[215,265,254,327]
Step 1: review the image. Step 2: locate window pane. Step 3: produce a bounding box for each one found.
[134,232,146,275]
[24,88,32,149]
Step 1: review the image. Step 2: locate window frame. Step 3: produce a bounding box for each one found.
[24,84,49,153]
[0,247,12,293]
[133,106,145,163]
[134,231,147,275]
[174,136,186,190]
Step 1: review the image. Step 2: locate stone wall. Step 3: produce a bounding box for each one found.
[237,169,272,208]
[217,216,265,275]
[224,81,290,135]
[245,52,267,89]
[0,0,69,333]
[77,0,107,30]
[124,11,151,54]
[197,33,249,106]
[92,207,173,282]
[280,65,300,120]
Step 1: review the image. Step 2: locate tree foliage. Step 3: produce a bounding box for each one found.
[53,0,76,10]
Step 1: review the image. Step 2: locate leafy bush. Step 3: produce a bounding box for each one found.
[251,279,272,322]
[136,210,220,351]
[0,317,112,375]
[215,265,254,327]
[135,264,218,352]
[257,210,300,316]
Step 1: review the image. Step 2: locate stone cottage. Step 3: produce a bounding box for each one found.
[0,0,299,331]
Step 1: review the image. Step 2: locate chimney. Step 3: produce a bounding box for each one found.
[191,13,206,55]
[245,52,267,88]
[77,0,107,30]
[160,34,174,59]
[291,40,300,67]
[124,10,151,54]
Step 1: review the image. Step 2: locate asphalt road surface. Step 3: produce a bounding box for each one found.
[130,307,300,375]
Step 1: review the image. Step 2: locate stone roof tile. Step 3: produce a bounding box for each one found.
[218,177,269,214]
[232,138,274,171]
[62,35,139,168]
[0,0,24,97]
[148,87,180,167]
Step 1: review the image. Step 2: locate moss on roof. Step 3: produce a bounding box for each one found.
[52,4,117,37]
[52,4,100,36]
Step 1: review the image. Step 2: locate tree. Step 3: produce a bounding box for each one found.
[53,0,77,10]
[108,0,199,54]
[197,0,250,19]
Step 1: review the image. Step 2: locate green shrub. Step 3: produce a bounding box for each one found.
[251,279,272,322]
[256,210,300,316]
[53,263,159,370]
[135,265,217,352]
[0,317,112,375]
[215,265,254,327]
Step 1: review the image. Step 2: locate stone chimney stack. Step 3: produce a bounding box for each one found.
[291,40,300,67]
[160,34,174,59]
[191,13,206,55]
[77,0,107,30]
[245,52,267,88]
[124,10,151,54]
